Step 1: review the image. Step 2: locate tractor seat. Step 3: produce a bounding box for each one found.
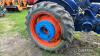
[90,2,100,15]
[74,0,91,8]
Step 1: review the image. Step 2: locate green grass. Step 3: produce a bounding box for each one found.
[73,32,81,40]
[95,48,100,56]
[0,23,5,35]
[6,10,29,39]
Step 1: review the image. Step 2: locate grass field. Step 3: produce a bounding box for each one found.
[0,10,100,56]
[5,10,29,38]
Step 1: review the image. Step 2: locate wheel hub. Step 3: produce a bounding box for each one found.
[35,21,55,41]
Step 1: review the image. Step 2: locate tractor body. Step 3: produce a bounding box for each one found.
[26,0,100,52]
[36,0,100,34]
[27,0,38,5]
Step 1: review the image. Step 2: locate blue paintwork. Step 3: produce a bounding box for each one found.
[90,0,100,2]
[35,20,55,41]
[90,3,100,16]
[37,0,100,34]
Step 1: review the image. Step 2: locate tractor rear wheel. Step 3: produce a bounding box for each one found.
[26,1,74,52]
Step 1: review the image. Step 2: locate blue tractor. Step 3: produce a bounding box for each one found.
[26,0,100,52]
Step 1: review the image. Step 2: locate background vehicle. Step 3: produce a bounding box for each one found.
[0,0,6,16]
[0,0,27,11]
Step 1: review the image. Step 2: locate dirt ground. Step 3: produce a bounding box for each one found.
[0,17,100,56]
[0,17,42,56]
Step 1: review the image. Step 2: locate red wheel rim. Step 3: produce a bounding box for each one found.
[30,11,62,48]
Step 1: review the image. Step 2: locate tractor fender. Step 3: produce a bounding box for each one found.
[63,0,78,15]
[37,0,78,16]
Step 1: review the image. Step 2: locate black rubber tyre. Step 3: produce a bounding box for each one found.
[26,1,74,52]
